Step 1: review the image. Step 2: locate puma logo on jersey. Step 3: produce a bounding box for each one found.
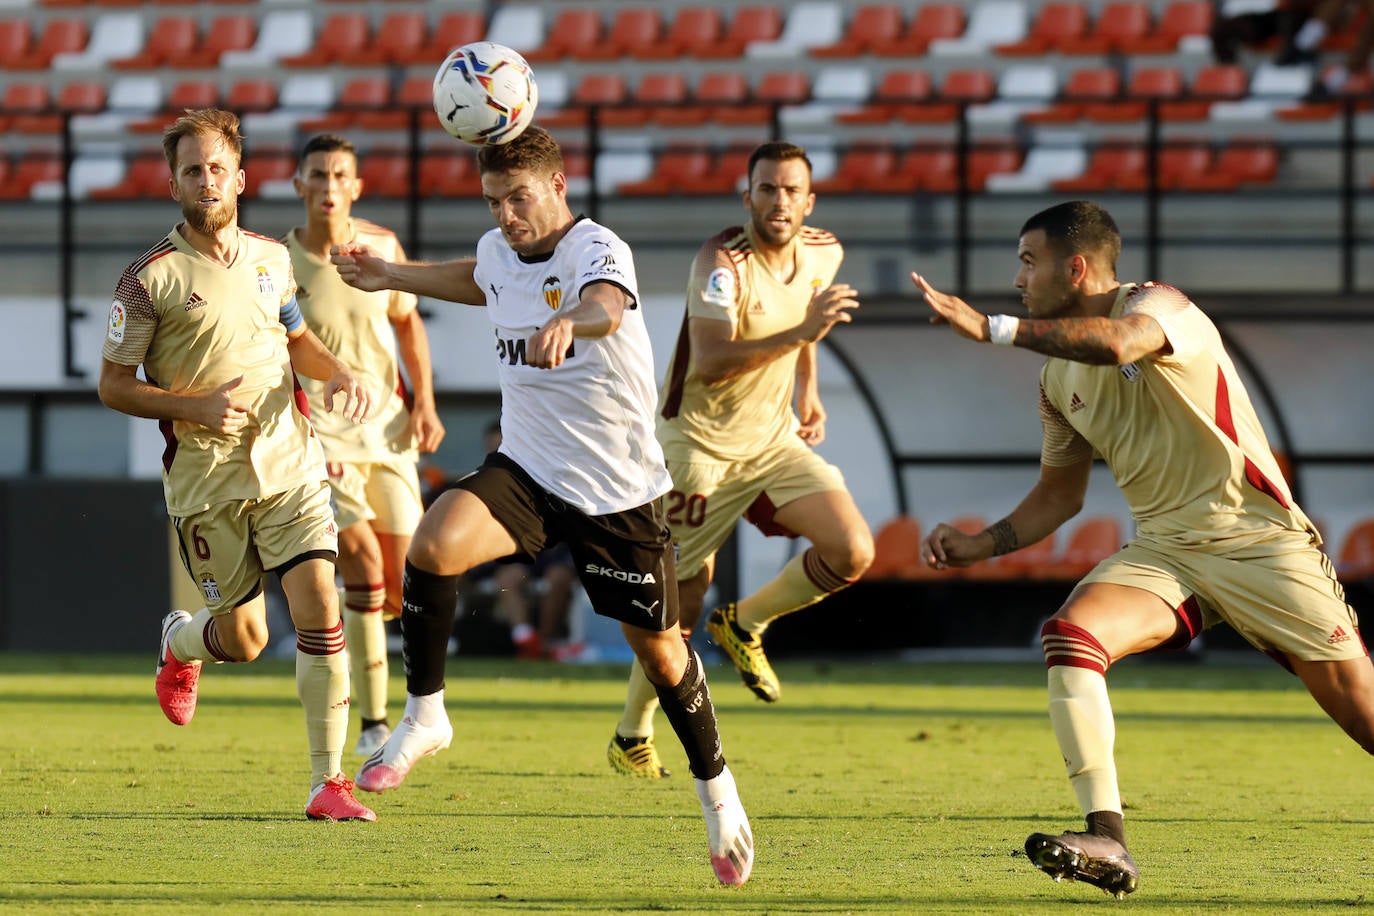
[631,599,660,613]
[1069,392,1086,413]
[584,563,657,585]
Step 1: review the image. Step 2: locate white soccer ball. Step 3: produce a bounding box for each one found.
[432,41,539,147]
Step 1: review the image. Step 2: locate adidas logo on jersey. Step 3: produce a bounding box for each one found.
[184,292,207,312]
[1069,392,1086,413]
[1328,625,1353,645]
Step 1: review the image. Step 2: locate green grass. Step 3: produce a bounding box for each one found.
[2,653,1372,914]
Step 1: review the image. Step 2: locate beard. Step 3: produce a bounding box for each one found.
[750,212,799,248]
[181,197,236,235]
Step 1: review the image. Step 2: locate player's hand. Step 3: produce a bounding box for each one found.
[796,393,827,446]
[196,375,253,434]
[911,273,991,343]
[331,243,391,293]
[527,318,575,369]
[410,403,446,453]
[323,368,371,423]
[799,283,860,343]
[922,521,992,570]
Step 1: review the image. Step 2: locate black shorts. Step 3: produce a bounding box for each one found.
[453,452,679,631]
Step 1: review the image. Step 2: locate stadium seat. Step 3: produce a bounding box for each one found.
[350,12,425,67]
[52,11,140,70]
[997,1,1088,54]
[240,152,296,199]
[864,144,959,193]
[1114,143,1212,190]
[1337,518,1374,581]
[0,18,33,62]
[8,17,88,70]
[697,6,783,58]
[0,155,63,200]
[837,69,933,124]
[220,9,313,69]
[930,0,1027,56]
[1059,1,1152,54]
[352,76,434,131]
[112,15,196,69]
[968,533,1058,580]
[164,14,254,68]
[420,150,481,198]
[812,4,904,58]
[617,143,714,195]
[416,11,487,62]
[901,69,995,123]
[486,4,545,54]
[812,144,898,193]
[129,80,219,132]
[1175,140,1279,191]
[1086,66,1184,122]
[605,72,689,128]
[225,79,279,115]
[636,6,723,59]
[1035,516,1123,580]
[1024,67,1120,124]
[674,141,755,194]
[747,1,842,58]
[924,146,1023,192]
[524,8,602,62]
[281,13,368,67]
[985,143,1087,191]
[871,3,964,55]
[1052,145,1147,192]
[866,515,924,580]
[655,71,749,126]
[1159,64,1248,120]
[716,70,809,126]
[579,7,661,61]
[969,63,1058,127]
[540,73,629,128]
[358,151,413,199]
[1,82,51,134]
[1135,0,1213,53]
[300,78,391,132]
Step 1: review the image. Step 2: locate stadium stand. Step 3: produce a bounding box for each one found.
[696,5,782,58]
[636,6,724,59]
[580,7,662,61]
[1338,518,1374,581]
[8,17,88,70]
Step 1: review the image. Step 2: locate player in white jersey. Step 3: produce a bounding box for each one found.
[913,200,1372,898]
[330,126,754,885]
[286,134,446,757]
[98,109,375,821]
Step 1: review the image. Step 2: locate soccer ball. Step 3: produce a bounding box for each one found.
[432,41,539,147]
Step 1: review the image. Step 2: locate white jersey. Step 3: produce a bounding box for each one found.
[473,218,671,516]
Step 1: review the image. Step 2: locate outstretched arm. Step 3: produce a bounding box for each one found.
[923,459,1091,569]
[332,243,485,305]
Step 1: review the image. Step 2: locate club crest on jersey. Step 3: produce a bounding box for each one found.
[107,299,126,343]
[542,275,562,311]
[200,574,222,605]
[1120,362,1141,381]
[702,267,734,306]
[255,266,275,297]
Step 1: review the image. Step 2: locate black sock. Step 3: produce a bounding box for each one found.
[653,649,725,780]
[1086,810,1127,847]
[361,716,388,730]
[400,561,460,697]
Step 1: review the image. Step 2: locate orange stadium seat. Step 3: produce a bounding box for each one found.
[603,72,689,128]
[1053,145,1147,191]
[1337,519,1374,581]
[0,155,63,200]
[1114,143,1212,190]
[675,141,754,194]
[1086,66,1184,122]
[812,144,898,193]
[350,12,425,67]
[358,151,412,199]
[923,146,1023,192]
[864,144,958,193]
[901,69,995,123]
[540,73,628,128]
[579,8,662,61]
[128,79,218,132]
[866,515,924,580]
[1135,0,1213,52]
[164,14,254,68]
[240,152,295,200]
[524,8,602,62]
[1024,67,1120,123]
[1159,64,1247,120]
[618,143,714,195]
[655,71,748,126]
[112,15,195,69]
[349,76,433,131]
[300,77,392,132]
[837,69,933,125]
[4,82,99,134]
[812,4,904,58]
[420,150,480,198]
[225,78,279,114]
[0,18,32,61]
[998,2,1089,54]
[281,13,367,68]
[1059,1,1152,54]
[871,2,963,55]
[697,5,782,58]
[1175,140,1279,191]
[8,17,88,70]
[415,11,486,63]
[636,6,723,59]
[1036,516,1123,580]
[980,534,1058,580]
[89,154,170,200]
[715,70,809,126]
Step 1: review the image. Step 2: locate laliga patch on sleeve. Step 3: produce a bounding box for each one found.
[107,300,126,344]
[701,267,734,306]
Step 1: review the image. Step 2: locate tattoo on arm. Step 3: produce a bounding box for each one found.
[1016,317,1128,365]
[987,518,1018,556]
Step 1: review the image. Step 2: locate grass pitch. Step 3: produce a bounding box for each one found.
[2,652,1372,914]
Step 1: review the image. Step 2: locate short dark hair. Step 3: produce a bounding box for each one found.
[162,108,243,173]
[747,141,812,189]
[1020,201,1121,271]
[476,125,563,178]
[298,133,356,166]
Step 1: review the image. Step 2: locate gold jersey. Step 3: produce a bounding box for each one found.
[1039,282,1314,549]
[285,221,418,463]
[658,223,844,461]
[102,226,325,516]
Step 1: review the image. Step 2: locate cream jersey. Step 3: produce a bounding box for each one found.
[286,221,418,464]
[471,218,671,516]
[658,222,844,461]
[1038,282,1314,549]
[102,226,325,516]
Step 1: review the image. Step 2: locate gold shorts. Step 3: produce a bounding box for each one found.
[665,437,847,579]
[324,458,423,534]
[173,481,338,612]
[1083,530,1363,663]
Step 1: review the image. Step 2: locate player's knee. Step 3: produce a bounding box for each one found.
[824,536,874,581]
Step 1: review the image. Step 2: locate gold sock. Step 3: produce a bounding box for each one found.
[1047,664,1122,817]
[170,607,225,662]
[296,623,349,789]
[343,596,388,723]
[734,548,853,633]
[615,658,661,738]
